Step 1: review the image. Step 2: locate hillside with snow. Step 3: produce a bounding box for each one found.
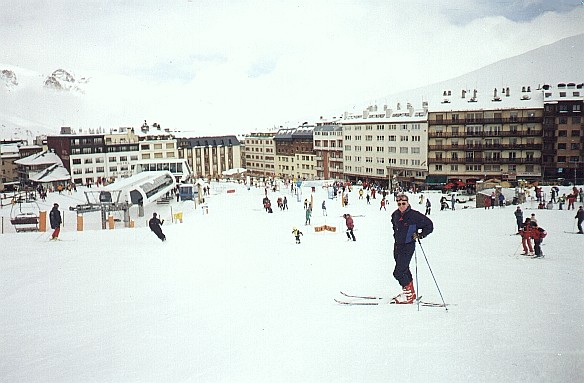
[0,33,583,140]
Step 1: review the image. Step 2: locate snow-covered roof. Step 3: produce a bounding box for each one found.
[428,85,544,112]
[14,151,63,166]
[29,163,71,183]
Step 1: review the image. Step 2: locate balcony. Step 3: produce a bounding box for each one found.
[428,143,541,151]
[428,157,541,164]
[428,130,542,138]
[428,116,541,125]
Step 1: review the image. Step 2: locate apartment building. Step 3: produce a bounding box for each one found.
[313,121,343,180]
[427,86,544,183]
[1,140,29,187]
[542,82,584,183]
[243,132,276,179]
[342,103,428,187]
[48,126,142,185]
[177,135,242,179]
[274,125,316,181]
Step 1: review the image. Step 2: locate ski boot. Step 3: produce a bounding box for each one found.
[392,281,416,304]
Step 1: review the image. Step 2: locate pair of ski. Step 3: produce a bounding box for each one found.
[335,291,448,308]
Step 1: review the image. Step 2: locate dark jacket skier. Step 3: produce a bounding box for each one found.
[390,194,433,304]
[49,203,62,240]
[149,213,166,241]
[514,206,523,233]
[576,206,584,234]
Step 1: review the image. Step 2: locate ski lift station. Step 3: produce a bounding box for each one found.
[71,171,176,229]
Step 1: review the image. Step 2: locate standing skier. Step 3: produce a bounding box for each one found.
[343,214,356,241]
[49,203,62,240]
[305,206,312,225]
[514,206,524,234]
[322,200,327,216]
[520,217,534,256]
[575,206,584,234]
[390,194,433,304]
[425,198,431,216]
[148,212,166,242]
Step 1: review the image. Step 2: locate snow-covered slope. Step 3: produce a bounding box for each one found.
[0,182,582,382]
[380,33,584,106]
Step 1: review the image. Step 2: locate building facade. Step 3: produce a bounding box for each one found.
[177,135,242,179]
[542,82,584,183]
[274,125,316,181]
[243,132,276,179]
[427,86,544,183]
[313,121,343,180]
[342,103,428,187]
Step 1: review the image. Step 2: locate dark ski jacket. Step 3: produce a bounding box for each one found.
[514,209,523,223]
[49,207,62,229]
[391,206,433,244]
[149,217,163,231]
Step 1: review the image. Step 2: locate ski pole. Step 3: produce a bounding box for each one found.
[414,247,420,312]
[417,238,448,311]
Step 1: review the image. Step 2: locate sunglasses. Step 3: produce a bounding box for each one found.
[397,202,408,206]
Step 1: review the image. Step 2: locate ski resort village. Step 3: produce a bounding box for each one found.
[1,79,583,382]
[1,3,584,381]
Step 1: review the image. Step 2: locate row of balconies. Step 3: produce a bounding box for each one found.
[428,116,541,125]
[428,130,541,138]
[428,143,541,150]
[428,157,540,164]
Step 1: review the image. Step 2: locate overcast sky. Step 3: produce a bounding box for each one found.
[1,0,584,135]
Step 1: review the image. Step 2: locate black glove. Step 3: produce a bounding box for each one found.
[412,232,424,240]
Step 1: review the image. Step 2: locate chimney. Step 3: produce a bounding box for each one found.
[505,87,510,97]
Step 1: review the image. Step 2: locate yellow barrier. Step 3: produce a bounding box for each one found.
[173,212,183,223]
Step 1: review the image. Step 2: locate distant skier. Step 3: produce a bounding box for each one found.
[292,227,303,244]
[282,196,288,210]
[575,206,584,234]
[148,212,166,242]
[531,222,547,258]
[343,213,356,241]
[49,203,62,240]
[305,206,312,225]
[514,206,524,234]
[425,198,431,216]
[322,200,327,216]
[520,218,534,256]
[380,198,386,211]
[390,194,433,304]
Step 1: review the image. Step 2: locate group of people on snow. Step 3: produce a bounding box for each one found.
[516,207,546,258]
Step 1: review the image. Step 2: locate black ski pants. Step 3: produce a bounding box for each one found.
[393,242,415,287]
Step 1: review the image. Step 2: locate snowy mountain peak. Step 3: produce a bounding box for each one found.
[1,69,18,89]
[43,68,88,94]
